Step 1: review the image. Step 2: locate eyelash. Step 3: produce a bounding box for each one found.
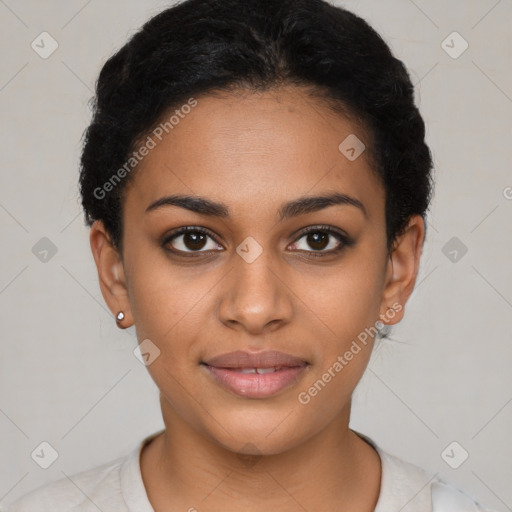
[161,225,354,259]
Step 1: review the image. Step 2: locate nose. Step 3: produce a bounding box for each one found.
[216,245,294,335]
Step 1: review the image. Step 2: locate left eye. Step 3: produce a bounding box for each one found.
[291,228,347,253]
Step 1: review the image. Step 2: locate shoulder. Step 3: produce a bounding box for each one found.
[355,432,497,512]
[431,480,497,512]
[6,453,127,512]
[376,447,497,512]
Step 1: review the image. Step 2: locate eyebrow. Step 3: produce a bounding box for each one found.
[145,192,367,220]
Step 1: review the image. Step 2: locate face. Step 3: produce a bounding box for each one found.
[90,85,423,456]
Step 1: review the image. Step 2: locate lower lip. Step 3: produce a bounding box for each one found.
[202,364,308,399]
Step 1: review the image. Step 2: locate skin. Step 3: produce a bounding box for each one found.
[90,85,424,511]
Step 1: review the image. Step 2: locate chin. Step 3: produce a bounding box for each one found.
[201,406,314,457]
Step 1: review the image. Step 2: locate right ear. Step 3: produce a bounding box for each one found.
[89,220,133,329]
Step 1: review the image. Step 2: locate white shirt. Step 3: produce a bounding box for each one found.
[6,429,495,511]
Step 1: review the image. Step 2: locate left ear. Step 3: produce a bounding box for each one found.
[379,214,425,325]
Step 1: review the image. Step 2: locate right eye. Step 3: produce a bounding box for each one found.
[161,226,224,255]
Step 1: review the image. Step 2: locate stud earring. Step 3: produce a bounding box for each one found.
[116,311,125,322]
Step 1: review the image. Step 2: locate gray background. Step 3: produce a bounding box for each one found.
[0,0,511,509]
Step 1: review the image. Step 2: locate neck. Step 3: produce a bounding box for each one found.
[140,397,381,512]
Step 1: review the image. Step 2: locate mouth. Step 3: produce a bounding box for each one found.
[200,350,310,399]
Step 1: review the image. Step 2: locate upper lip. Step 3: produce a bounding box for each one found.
[202,350,308,369]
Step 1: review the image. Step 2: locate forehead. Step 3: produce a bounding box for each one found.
[124,86,384,222]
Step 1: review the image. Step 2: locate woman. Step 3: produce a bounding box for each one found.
[7,0,497,510]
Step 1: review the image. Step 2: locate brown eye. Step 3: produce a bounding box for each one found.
[291,226,353,256]
[162,227,223,254]
[305,231,329,251]
[181,231,207,251]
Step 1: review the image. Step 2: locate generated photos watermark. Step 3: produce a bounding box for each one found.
[297,302,402,405]
[93,97,198,200]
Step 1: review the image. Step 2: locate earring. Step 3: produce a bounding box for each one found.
[116,311,125,322]
[376,306,394,337]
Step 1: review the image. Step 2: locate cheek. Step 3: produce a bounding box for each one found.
[295,274,380,422]
[124,248,211,351]
[126,263,209,410]
[297,252,384,391]
[305,258,384,344]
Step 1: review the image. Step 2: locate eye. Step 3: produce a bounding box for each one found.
[289,225,353,256]
[162,226,223,255]
[161,225,353,258]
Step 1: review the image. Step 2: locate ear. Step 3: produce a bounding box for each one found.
[379,215,425,326]
[89,220,133,329]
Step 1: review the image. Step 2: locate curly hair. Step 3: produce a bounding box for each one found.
[79,0,434,255]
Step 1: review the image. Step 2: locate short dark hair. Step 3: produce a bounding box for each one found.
[79,0,434,255]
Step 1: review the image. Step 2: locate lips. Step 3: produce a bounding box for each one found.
[202,350,308,369]
[201,350,309,399]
